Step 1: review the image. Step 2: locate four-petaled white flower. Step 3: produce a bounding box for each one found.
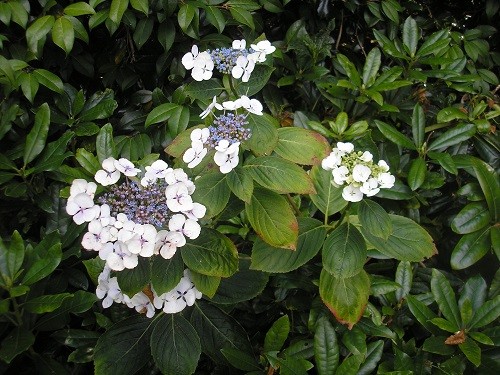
[155,230,186,259]
[128,224,157,257]
[352,164,372,183]
[360,178,380,197]
[165,182,194,212]
[183,142,208,168]
[70,179,97,198]
[240,95,263,115]
[232,39,246,50]
[169,214,201,240]
[214,148,239,174]
[250,40,276,62]
[231,55,256,82]
[342,184,364,202]
[332,166,349,185]
[66,193,99,225]
[154,270,201,314]
[378,172,395,188]
[181,45,199,70]
[200,96,223,119]
[222,99,242,111]
[190,128,210,144]
[82,219,111,251]
[114,158,141,176]
[191,51,214,81]
[127,292,155,318]
[95,157,121,186]
[99,241,138,271]
[337,142,354,153]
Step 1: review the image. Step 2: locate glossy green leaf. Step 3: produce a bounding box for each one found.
[428,123,476,151]
[412,103,425,147]
[191,173,230,218]
[408,157,427,191]
[360,215,437,261]
[451,227,491,270]
[189,271,220,298]
[406,295,440,334]
[178,3,195,31]
[309,166,348,216]
[150,252,184,295]
[0,327,35,364]
[358,199,392,240]
[32,131,74,173]
[358,340,384,375]
[468,295,500,329]
[337,54,361,87]
[21,233,61,285]
[79,89,117,121]
[431,269,461,329]
[109,0,129,24]
[182,228,238,277]
[145,103,179,127]
[381,0,401,24]
[374,120,416,149]
[451,202,491,234]
[250,218,325,273]
[319,269,370,329]
[322,223,366,278]
[236,65,275,97]
[402,16,418,57]
[244,113,279,156]
[428,151,458,175]
[96,123,116,163]
[130,0,148,14]
[75,148,101,175]
[245,187,299,250]
[7,0,28,28]
[157,21,175,51]
[226,167,253,203]
[436,107,469,123]
[459,338,481,367]
[471,158,500,222]
[116,257,151,297]
[26,15,54,54]
[52,16,74,53]
[205,6,225,33]
[221,348,260,371]
[24,293,73,313]
[185,79,223,101]
[229,7,254,30]
[314,316,339,375]
[416,29,449,57]
[395,261,412,301]
[264,315,290,352]
[0,231,24,289]
[244,156,315,194]
[32,69,64,93]
[94,315,157,375]
[362,48,381,86]
[150,314,200,375]
[64,2,96,16]
[24,103,50,166]
[19,72,39,103]
[275,127,330,165]
[133,18,153,49]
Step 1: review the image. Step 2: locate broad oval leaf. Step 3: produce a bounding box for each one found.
[235,65,274,96]
[191,173,230,218]
[182,228,238,277]
[244,113,279,156]
[226,167,253,203]
[52,16,74,54]
[451,227,491,270]
[96,123,116,163]
[431,269,461,330]
[244,156,315,194]
[109,0,129,24]
[309,166,348,216]
[360,215,437,262]
[319,269,371,329]
[245,187,299,250]
[24,103,50,166]
[362,48,381,86]
[150,314,200,375]
[275,127,330,165]
[374,120,416,150]
[150,252,184,295]
[144,103,179,127]
[402,16,418,57]
[407,157,427,191]
[358,199,392,239]
[24,293,73,313]
[322,223,367,278]
[468,295,500,329]
[64,2,96,16]
[26,15,54,54]
[32,69,64,93]
[451,202,491,234]
[264,315,290,352]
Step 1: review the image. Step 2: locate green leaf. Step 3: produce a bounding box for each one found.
[145,103,179,127]
[264,315,290,352]
[32,69,64,93]
[362,48,381,86]
[0,327,35,364]
[451,227,491,270]
[245,187,299,250]
[178,3,195,31]
[191,173,230,218]
[7,0,28,28]
[250,218,325,273]
[150,314,200,375]
[436,107,469,123]
[358,340,384,375]
[402,16,418,57]
[19,72,39,103]
[229,7,254,30]
[24,293,73,313]
[133,18,153,49]
[337,54,361,87]
[52,16,74,54]
[182,228,238,277]
[244,156,315,194]
[319,269,370,329]
[395,261,413,301]
[75,148,100,175]
[190,301,252,364]
[322,223,366,278]
[360,215,437,261]
[459,338,481,367]
[24,103,50,166]
[21,233,61,285]
[342,326,367,356]
[314,317,339,375]
[167,106,190,138]
[205,6,225,33]
[358,199,393,240]
[109,0,129,24]
[428,123,476,151]
[408,157,427,191]
[94,315,157,375]
[130,0,148,15]
[185,79,223,101]
[226,167,253,203]
[32,131,74,173]
[26,15,54,54]
[150,253,184,295]
[374,120,416,150]
[189,271,220,298]
[157,21,175,52]
[431,269,461,329]
[412,103,425,147]
[468,295,500,329]
[275,127,331,165]
[309,166,348,216]
[416,30,450,57]
[221,348,260,371]
[406,295,440,334]
[235,65,275,97]
[471,158,500,223]
[116,257,151,297]
[64,2,96,16]
[96,123,116,163]
[79,89,117,121]
[428,151,458,175]
[244,113,279,156]
[0,231,24,289]
[451,202,491,234]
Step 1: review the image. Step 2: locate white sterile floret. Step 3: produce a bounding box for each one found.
[378,172,396,189]
[214,148,239,174]
[184,202,207,221]
[360,151,373,162]
[145,160,170,178]
[321,150,343,170]
[169,214,201,240]
[183,143,208,168]
[232,39,246,50]
[128,292,155,318]
[342,184,364,202]
[114,158,141,176]
[360,178,380,197]
[66,193,99,225]
[99,241,138,271]
[165,182,194,212]
[98,204,115,227]
[222,98,242,111]
[95,157,121,186]
[154,270,202,314]
[81,219,111,251]
[181,45,199,70]
[249,40,276,62]
[240,95,263,115]
[336,142,355,153]
[232,55,256,82]
[378,160,390,172]
[190,128,210,143]
[332,166,349,185]
[200,96,223,119]
[70,179,97,198]
[128,224,157,257]
[191,51,214,81]
[97,274,125,308]
[352,164,372,183]
[215,139,240,154]
[155,230,186,259]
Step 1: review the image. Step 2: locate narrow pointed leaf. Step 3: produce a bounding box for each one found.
[431,269,462,329]
[264,315,290,352]
[403,16,418,57]
[52,16,74,53]
[24,103,50,165]
[362,48,381,86]
[451,227,491,270]
[314,317,339,375]
[468,295,500,329]
[109,0,129,24]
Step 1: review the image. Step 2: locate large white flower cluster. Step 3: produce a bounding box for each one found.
[66,157,205,316]
[321,142,396,202]
[183,95,263,174]
[181,39,276,82]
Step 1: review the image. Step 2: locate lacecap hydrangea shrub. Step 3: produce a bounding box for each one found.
[0,1,499,374]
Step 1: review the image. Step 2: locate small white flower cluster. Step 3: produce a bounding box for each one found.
[183,95,263,174]
[66,157,205,316]
[97,268,201,317]
[321,142,396,202]
[181,39,276,82]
